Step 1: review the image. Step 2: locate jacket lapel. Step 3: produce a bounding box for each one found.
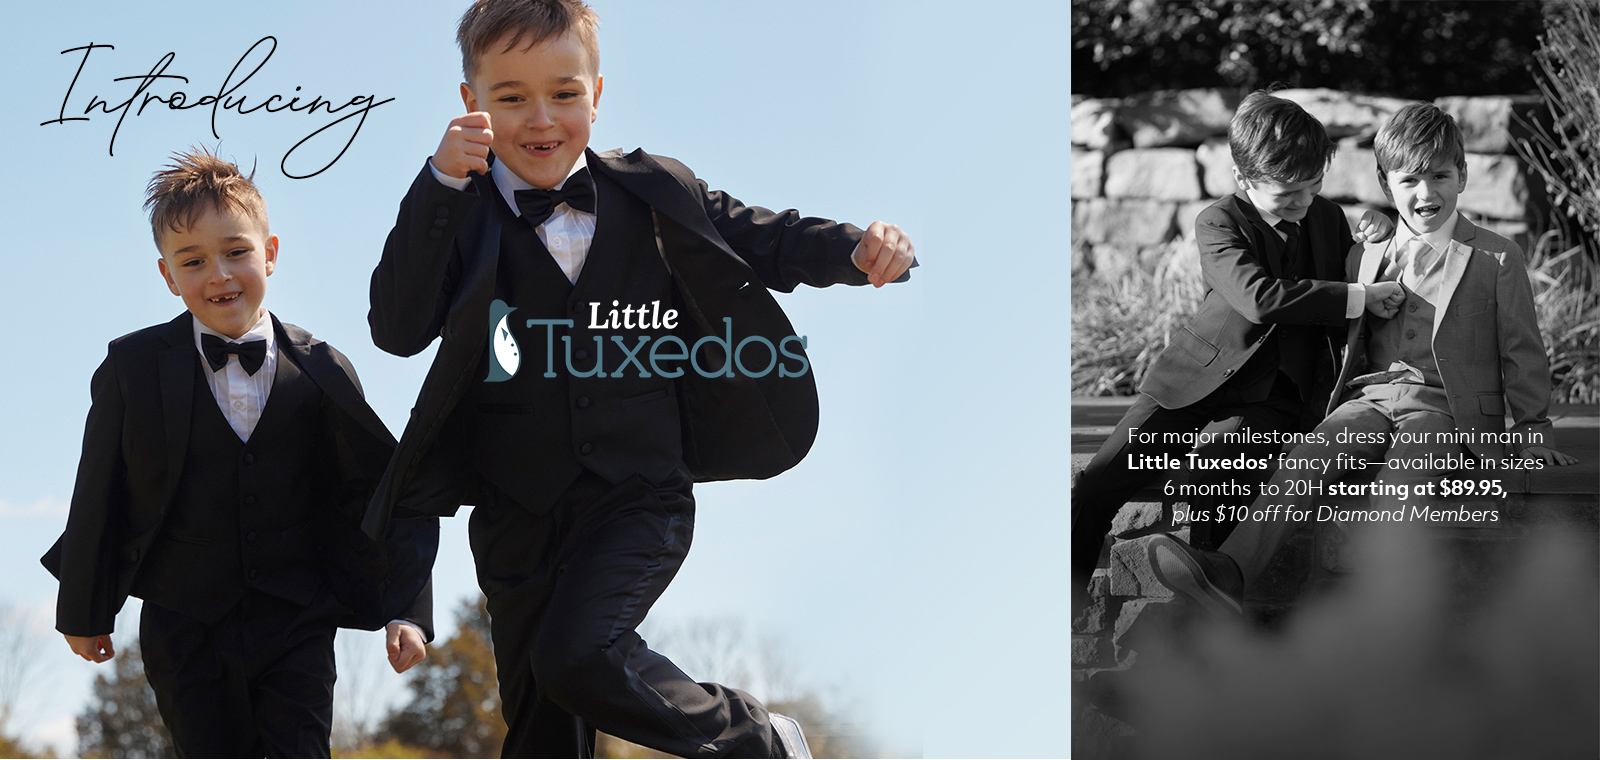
[274,316,397,447]
[1432,216,1476,338]
[156,313,196,510]
[589,148,747,269]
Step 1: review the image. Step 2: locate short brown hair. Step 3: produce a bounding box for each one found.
[1229,90,1337,184]
[144,147,269,246]
[1374,102,1467,183]
[456,0,600,83]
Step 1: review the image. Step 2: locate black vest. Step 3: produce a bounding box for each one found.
[1230,223,1317,401]
[454,170,683,512]
[132,348,327,622]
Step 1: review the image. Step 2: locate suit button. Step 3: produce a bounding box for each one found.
[571,302,583,314]
[436,206,449,218]
[1223,369,1234,376]
[127,548,140,562]
[248,569,259,581]
[429,229,443,240]
[580,443,594,455]
[247,532,258,543]
[576,396,591,409]
[1408,303,1418,313]
[243,453,255,465]
[433,217,448,228]
[576,349,590,360]
[1406,330,1416,339]
[244,495,257,506]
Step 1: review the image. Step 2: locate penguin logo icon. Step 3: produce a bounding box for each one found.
[486,299,520,382]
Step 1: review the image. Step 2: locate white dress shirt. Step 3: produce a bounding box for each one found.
[193,309,277,442]
[431,155,597,283]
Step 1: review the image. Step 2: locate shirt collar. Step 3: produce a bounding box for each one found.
[193,308,275,355]
[492,152,590,217]
[1397,211,1458,254]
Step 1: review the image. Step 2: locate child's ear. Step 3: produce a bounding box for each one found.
[264,235,279,276]
[157,257,182,297]
[1230,165,1248,190]
[460,82,478,113]
[1376,169,1394,205]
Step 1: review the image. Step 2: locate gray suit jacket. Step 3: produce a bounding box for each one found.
[1334,215,1553,459]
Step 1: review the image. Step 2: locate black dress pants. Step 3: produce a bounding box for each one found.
[1071,380,1300,600]
[469,469,776,759]
[140,588,342,758]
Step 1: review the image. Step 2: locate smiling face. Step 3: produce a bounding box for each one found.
[156,204,277,339]
[463,30,601,190]
[1234,168,1322,223]
[1381,153,1467,235]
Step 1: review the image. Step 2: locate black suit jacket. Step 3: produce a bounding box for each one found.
[1139,192,1351,418]
[42,312,436,639]
[365,148,908,534]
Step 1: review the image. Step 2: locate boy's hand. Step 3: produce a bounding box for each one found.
[432,112,494,179]
[851,222,915,288]
[65,634,115,663]
[1520,446,1578,466]
[1353,209,1396,244]
[386,621,427,674]
[1365,281,1405,318]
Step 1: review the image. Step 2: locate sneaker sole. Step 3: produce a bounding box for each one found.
[771,713,812,759]
[1146,536,1243,617]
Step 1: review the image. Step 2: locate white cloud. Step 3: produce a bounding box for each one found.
[0,497,69,517]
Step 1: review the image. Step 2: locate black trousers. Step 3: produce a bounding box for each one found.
[140,587,342,758]
[470,469,776,759]
[1071,379,1300,598]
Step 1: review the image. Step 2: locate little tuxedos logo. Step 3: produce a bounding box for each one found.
[486,300,521,382]
[484,298,813,381]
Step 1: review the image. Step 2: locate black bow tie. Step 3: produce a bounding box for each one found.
[201,333,267,375]
[513,168,596,227]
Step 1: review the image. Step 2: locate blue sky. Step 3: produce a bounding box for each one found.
[0,1,1068,756]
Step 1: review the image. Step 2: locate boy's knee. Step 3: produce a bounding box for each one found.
[530,630,620,709]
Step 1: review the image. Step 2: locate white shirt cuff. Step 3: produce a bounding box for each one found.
[1345,283,1365,319]
[429,160,472,191]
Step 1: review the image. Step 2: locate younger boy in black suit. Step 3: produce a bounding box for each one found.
[44,149,438,757]
[1071,91,1401,614]
[365,0,914,756]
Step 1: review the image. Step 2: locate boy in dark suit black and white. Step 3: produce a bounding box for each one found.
[43,149,438,758]
[1070,91,1400,613]
[366,1,915,756]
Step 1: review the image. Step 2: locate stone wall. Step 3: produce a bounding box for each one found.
[1071,88,1544,281]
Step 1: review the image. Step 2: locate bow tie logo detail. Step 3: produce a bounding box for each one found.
[513,168,597,226]
[201,333,267,375]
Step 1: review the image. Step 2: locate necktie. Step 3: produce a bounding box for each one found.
[513,168,597,227]
[1275,220,1301,277]
[200,333,267,375]
[1405,237,1437,283]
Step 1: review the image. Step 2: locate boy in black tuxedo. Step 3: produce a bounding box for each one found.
[44,149,438,758]
[1071,91,1400,614]
[365,0,914,756]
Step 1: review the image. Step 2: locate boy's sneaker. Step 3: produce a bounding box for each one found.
[769,712,813,758]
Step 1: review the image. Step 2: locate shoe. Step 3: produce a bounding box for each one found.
[769,712,813,758]
[1146,534,1244,618]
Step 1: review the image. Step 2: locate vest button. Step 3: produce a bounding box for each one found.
[127,548,140,562]
[435,206,449,218]
[248,569,259,581]
[580,443,594,455]
[576,396,591,409]
[243,453,256,465]
[247,531,258,543]
[1406,330,1417,339]
[576,349,590,360]
[1223,369,1234,376]
[244,495,257,506]
[1409,303,1418,313]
